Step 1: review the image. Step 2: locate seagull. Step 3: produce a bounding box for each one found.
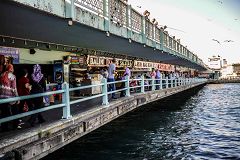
[224,40,234,43]
[137,6,141,8]
[212,39,221,44]
[217,0,223,4]
[234,18,238,21]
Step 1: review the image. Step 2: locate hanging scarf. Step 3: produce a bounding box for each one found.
[31,64,43,83]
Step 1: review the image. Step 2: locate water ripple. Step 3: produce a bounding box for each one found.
[44,84,240,160]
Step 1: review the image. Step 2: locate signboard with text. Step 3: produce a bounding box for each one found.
[0,46,19,64]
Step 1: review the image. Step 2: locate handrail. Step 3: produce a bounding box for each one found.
[0,77,207,125]
[0,90,64,104]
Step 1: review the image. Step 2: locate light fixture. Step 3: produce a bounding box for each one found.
[24,40,27,45]
[106,31,110,37]
[30,48,36,54]
[12,39,15,44]
[128,39,132,43]
[2,38,5,43]
[68,18,73,26]
[36,42,39,47]
[143,44,146,47]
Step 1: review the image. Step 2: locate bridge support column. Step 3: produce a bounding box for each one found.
[103,0,110,32]
[126,5,132,40]
[141,16,146,44]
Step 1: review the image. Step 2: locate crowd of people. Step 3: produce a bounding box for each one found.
[0,55,46,132]
[0,56,193,132]
[104,58,191,99]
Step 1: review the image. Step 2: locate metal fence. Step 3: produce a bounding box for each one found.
[0,77,207,124]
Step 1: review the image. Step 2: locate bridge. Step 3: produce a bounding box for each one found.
[0,0,210,159]
[0,77,207,159]
[0,0,207,70]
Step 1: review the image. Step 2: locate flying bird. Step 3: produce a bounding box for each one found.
[212,39,221,44]
[224,40,234,43]
[217,0,223,4]
[137,6,141,8]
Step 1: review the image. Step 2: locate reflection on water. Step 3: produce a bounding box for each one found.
[44,84,240,160]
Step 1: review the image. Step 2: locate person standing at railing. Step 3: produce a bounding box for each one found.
[29,64,46,126]
[0,64,20,131]
[17,69,32,120]
[120,65,131,97]
[155,68,161,90]
[150,68,156,90]
[107,58,117,99]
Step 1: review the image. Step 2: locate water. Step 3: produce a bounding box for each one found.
[44,84,240,160]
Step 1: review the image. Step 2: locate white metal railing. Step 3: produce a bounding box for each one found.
[0,77,207,124]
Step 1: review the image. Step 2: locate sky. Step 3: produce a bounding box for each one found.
[128,0,240,64]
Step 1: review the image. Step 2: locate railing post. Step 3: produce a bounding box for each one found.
[171,78,173,88]
[141,75,145,93]
[102,78,109,105]
[151,77,155,91]
[160,77,163,89]
[125,75,130,97]
[175,79,177,87]
[62,82,71,119]
[166,77,169,88]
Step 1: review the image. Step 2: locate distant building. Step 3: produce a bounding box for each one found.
[233,63,240,76]
[222,59,227,68]
[220,63,240,79]
[207,55,222,79]
[221,65,233,78]
[207,55,222,70]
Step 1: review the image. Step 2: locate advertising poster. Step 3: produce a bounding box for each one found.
[0,46,20,64]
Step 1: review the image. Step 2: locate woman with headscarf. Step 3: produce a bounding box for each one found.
[29,64,46,126]
[0,64,20,131]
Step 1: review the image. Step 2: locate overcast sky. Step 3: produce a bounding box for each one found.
[128,0,240,64]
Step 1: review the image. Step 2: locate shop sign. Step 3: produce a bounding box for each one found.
[88,56,106,66]
[134,61,154,69]
[0,46,19,64]
[118,59,133,67]
[159,63,174,71]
